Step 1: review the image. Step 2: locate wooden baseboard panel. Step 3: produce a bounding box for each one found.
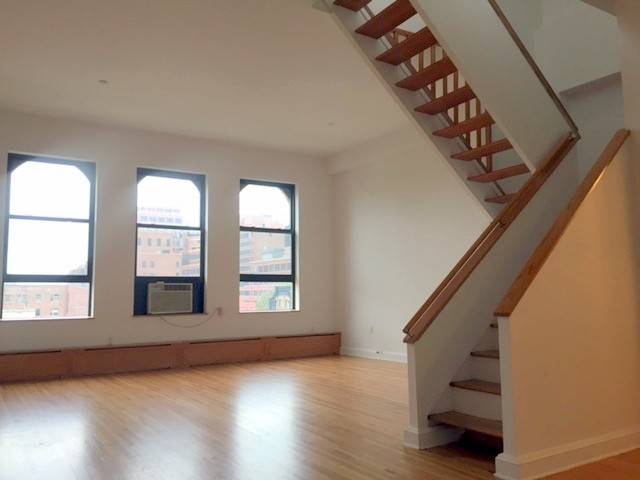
[0,333,341,383]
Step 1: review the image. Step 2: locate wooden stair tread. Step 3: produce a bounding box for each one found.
[468,163,529,183]
[451,379,501,395]
[356,0,416,39]
[433,112,494,139]
[415,85,476,115]
[470,349,499,359]
[333,0,371,11]
[486,193,516,204]
[396,57,457,91]
[452,139,513,161]
[377,27,437,65]
[429,411,503,438]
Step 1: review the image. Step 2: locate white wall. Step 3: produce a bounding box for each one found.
[534,0,621,93]
[498,0,621,93]
[562,73,625,179]
[330,127,488,362]
[496,138,640,479]
[617,0,640,156]
[0,109,335,352]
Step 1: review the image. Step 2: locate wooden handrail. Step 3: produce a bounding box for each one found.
[495,129,631,316]
[487,0,579,137]
[404,132,577,343]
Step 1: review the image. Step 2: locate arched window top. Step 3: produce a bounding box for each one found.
[239,184,291,230]
[10,161,91,219]
[137,175,201,228]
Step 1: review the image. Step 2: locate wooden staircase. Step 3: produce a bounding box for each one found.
[430,322,503,441]
[332,0,532,208]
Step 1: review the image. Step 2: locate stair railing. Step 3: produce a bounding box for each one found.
[488,0,579,137]
[402,0,581,343]
[361,2,503,190]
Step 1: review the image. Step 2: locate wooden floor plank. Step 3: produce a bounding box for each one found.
[0,356,497,480]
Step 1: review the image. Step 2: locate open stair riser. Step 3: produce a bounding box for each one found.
[332,0,531,211]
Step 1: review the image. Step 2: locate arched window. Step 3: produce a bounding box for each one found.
[134,168,206,315]
[2,154,95,320]
[239,180,296,313]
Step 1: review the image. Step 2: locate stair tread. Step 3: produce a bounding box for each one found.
[396,57,457,91]
[468,163,529,183]
[433,112,494,138]
[429,411,503,438]
[356,0,416,39]
[470,349,500,359]
[486,193,516,204]
[415,85,476,115]
[452,139,513,161]
[333,0,371,11]
[451,379,501,395]
[377,27,437,65]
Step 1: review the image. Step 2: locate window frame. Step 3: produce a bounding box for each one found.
[239,179,296,312]
[134,168,206,315]
[1,153,96,320]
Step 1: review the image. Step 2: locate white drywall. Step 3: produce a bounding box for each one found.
[618,0,640,156]
[497,1,620,94]
[533,0,621,93]
[496,138,640,479]
[0,109,335,352]
[330,127,488,362]
[562,74,625,179]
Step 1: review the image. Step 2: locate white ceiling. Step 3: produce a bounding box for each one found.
[0,0,409,156]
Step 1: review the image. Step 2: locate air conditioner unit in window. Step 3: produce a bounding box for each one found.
[147,282,193,314]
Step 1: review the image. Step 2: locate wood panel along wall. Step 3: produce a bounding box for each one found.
[0,333,341,383]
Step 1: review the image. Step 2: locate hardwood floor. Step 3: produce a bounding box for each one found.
[0,355,637,479]
[0,356,495,480]
[544,449,640,480]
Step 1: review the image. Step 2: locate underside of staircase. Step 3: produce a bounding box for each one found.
[431,321,503,443]
[333,0,531,211]
[326,2,586,477]
[330,0,518,447]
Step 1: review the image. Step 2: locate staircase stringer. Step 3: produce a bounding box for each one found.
[326,4,503,219]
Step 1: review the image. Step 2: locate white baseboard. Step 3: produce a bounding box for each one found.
[495,428,640,480]
[404,425,463,449]
[340,346,407,363]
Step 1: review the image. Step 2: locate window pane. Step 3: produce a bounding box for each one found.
[137,175,201,228]
[240,184,291,229]
[239,282,293,313]
[10,161,91,219]
[2,283,90,319]
[137,228,201,277]
[239,231,291,275]
[7,219,89,275]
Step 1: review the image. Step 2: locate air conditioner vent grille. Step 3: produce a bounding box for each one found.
[147,282,193,314]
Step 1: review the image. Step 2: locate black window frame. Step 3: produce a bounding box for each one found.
[239,179,296,312]
[134,168,206,315]
[1,153,96,320]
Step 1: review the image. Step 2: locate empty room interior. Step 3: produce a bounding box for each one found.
[2,1,640,479]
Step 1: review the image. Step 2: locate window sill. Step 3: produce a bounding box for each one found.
[132,313,210,317]
[239,309,300,315]
[0,316,95,323]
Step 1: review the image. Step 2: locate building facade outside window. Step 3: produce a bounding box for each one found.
[134,168,206,315]
[1,153,96,320]
[239,180,296,313]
